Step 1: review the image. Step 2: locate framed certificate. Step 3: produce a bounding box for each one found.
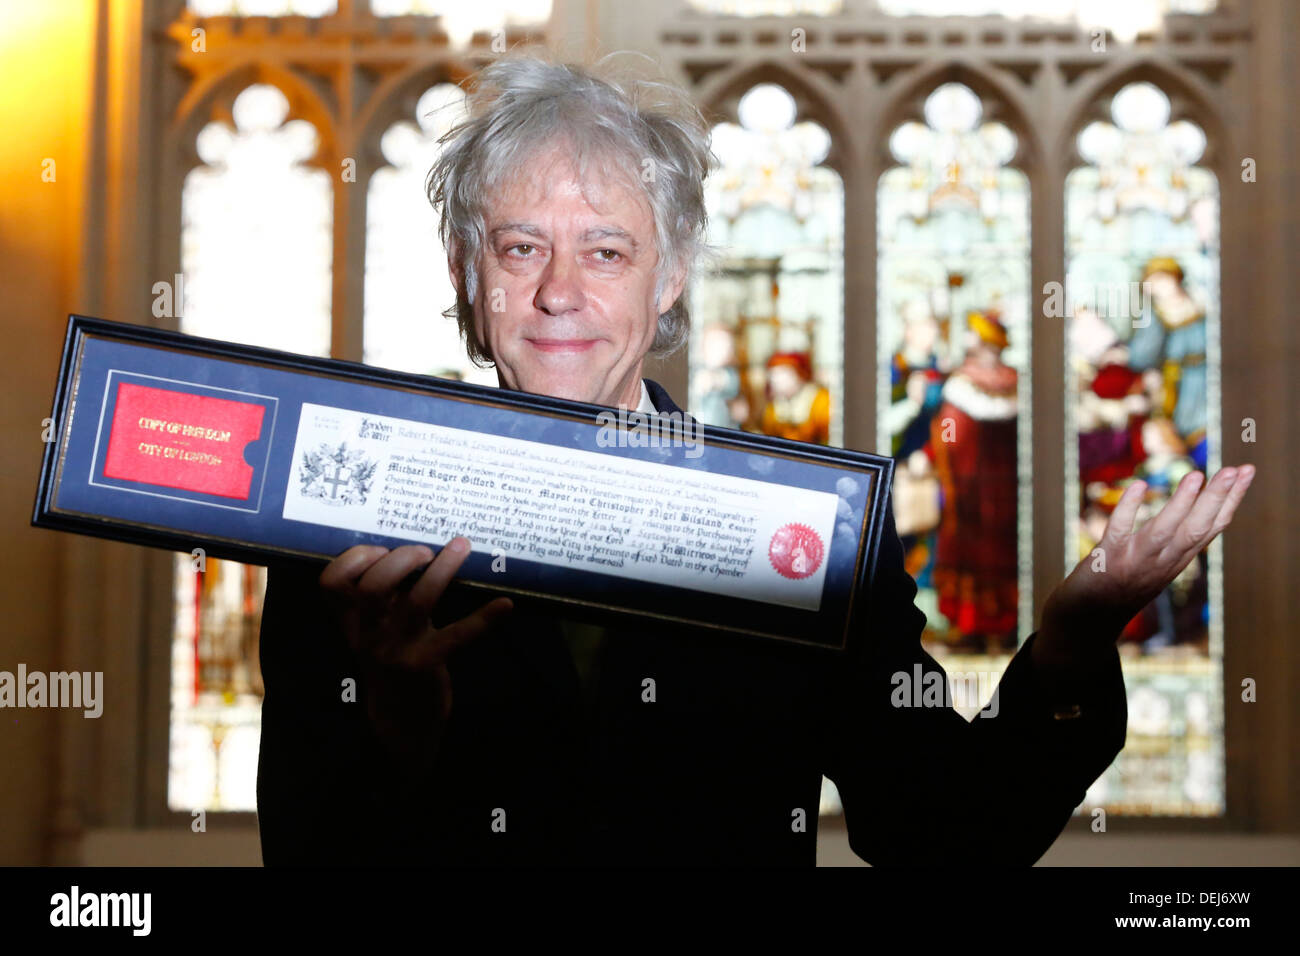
[34,315,894,650]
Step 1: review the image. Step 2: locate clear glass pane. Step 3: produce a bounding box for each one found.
[877,82,1032,670]
[876,0,1216,42]
[180,84,332,357]
[170,83,333,812]
[876,0,1215,18]
[371,0,551,17]
[1065,81,1222,816]
[689,83,844,449]
[188,0,337,15]
[364,84,497,385]
[923,82,982,134]
[685,0,844,14]
[1110,81,1171,133]
[370,0,552,47]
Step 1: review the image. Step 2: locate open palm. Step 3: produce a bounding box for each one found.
[1046,464,1256,652]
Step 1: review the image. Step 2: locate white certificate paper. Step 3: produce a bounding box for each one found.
[282,403,839,611]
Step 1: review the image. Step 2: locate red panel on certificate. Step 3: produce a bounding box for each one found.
[102,382,265,500]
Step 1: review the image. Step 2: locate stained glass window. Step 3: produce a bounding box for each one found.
[170,83,332,812]
[689,83,844,448]
[687,82,843,814]
[1065,81,1221,815]
[364,83,496,385]
[877,81,1032,667]
[168,556,265,811]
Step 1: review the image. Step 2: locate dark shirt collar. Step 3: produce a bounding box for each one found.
[643,378,684,416]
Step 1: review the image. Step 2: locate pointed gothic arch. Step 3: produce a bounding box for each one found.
[692,58,857,177]
[1058,57,1230,174]
[872,59,1040,176]
[170,62,339,175]
[354,61,477,182]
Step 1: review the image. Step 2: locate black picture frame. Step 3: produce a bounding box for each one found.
[33,315,894,651]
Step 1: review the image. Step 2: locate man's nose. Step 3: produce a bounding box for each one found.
[534,253,586,316]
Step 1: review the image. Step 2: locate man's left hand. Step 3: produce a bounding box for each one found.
[1034,464,1256,690]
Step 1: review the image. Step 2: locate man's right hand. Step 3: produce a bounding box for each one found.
[318,538,513,767]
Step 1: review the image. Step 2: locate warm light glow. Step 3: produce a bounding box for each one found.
[0,1,96,283]
[0,3,96,139]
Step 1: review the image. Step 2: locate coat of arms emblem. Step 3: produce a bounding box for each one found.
[297,441,377,506]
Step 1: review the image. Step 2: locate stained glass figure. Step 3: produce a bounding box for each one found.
[928,310,1019,654]
[877,81,1031,656]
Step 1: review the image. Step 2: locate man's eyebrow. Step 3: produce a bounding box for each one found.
[489,222,546,242]
[488,222,639,251]
[579,226,638,250]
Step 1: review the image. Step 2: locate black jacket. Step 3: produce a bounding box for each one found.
[255,379,1127,866]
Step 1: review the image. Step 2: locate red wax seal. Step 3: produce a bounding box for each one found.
[768,523,825,580]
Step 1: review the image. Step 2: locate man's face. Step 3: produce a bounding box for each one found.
[453,149,685,408]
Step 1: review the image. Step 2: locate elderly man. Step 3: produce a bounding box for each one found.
[255,53,1254,866]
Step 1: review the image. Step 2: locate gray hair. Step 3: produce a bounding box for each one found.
[425,50,721,367]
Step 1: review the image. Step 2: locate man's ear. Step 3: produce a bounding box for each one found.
[447,239,464,298]
[655,262,689,315]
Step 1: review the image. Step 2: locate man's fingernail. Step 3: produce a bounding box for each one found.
[1222,468,1237,486]
[447,537,469,555]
